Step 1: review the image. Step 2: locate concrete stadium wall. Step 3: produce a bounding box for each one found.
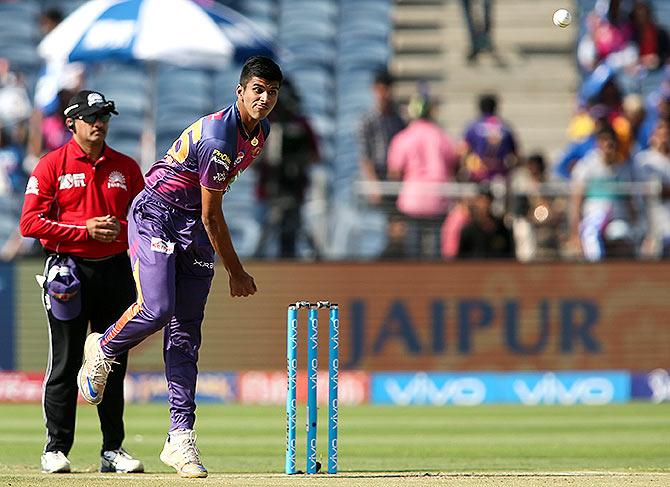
[12,260,670,372]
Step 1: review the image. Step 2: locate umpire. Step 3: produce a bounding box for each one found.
[19,90,145,473]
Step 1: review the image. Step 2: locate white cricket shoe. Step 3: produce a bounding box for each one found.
[41,451,71,473]
[77,333,116,405]
[100,448,144,473]
[159,429,208,478]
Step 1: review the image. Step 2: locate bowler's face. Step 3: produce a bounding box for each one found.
[237,77,280,121]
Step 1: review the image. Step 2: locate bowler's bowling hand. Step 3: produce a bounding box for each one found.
[229,269,257,297]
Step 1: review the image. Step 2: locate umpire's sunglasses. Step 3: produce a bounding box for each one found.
[77,113,112,124]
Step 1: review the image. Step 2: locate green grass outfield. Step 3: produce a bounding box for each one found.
[1,402,669,486]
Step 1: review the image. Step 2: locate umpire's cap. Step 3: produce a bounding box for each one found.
[63,90,118,118]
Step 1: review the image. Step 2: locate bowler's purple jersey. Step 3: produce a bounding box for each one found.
[145,103,270,213]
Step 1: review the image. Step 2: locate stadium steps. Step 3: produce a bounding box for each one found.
[391,0,446,84]
[390,0,577,157]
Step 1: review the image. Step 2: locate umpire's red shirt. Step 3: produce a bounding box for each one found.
[20,138,145,259]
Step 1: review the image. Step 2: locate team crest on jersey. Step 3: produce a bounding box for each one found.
[211,149,231,170]
[58,173,86,190]
[25,176,39,195]
[150,237,175,255]
[235,151,245,165]
[107,170,127,190]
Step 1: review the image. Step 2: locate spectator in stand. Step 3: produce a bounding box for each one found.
[635,118,670,257]
[29,67,84,171]
[387,94,459,259]
[638,83,670,151]
[0,124,26,197]
[578,0,636,76]
[29,8,85,172]
[379,210,409,260]
[510,153,561,261]
[457,183,514,259]
[568,125,638,261]
[40,89,73,152]
[38,8,63,37]
[629,0,670,72]
[557,100,632,180]
[622,93,646,154]
[460,93,518,183]
[440,198,471,259]
[255,80,319,258]
[358,69,405,206]
[0,123,32,260]
[0,59,32,130]
[460,0,497,64]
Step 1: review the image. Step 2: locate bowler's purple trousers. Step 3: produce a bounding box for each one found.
[100,192,215,431]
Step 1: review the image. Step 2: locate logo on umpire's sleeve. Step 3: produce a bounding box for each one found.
[150,237,175,255]
[25,176,39,195]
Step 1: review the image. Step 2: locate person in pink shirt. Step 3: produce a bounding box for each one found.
[387,95,459,258]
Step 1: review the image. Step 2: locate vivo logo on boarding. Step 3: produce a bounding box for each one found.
[385,373,486,406]
[648,369,670,403]
[513,373,614,405]
[59,173,86,190]
[82,20,135,50]
[150,237,175,255]
[193,259,214,269]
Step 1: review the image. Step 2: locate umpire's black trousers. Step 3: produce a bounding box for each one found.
[42,252,135,455]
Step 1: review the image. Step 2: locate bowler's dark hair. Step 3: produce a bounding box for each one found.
[479,93,498,115]
[239,56,283,87]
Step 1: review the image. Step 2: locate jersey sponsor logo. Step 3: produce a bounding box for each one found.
[25,176,39,195]
[193,259,214,269]
[211,149,231,170]
[107,170,127,190]
[58,173,86,190]
[212,172,226,183]
[150,237,175,255]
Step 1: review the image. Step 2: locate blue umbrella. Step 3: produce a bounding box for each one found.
[38,0,234,68]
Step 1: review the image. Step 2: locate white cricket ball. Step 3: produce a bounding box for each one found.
[553,8,572,28]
